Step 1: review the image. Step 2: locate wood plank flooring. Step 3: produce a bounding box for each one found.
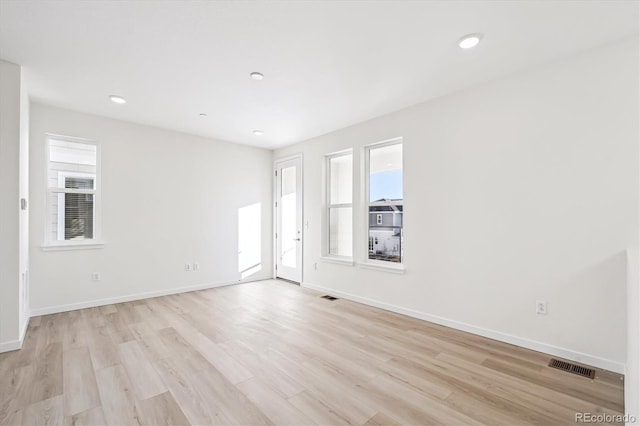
[0,279,625,425]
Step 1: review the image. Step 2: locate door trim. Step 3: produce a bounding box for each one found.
[273,153,303,283]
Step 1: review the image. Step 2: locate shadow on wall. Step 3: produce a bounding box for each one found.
[559,251,627,358]
[569,251,627,299]
[238,203,262,280]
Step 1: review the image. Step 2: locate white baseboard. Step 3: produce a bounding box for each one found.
[0,316,30,354]
[302,281,625,374]
[30,274,273,317]
[21,315,30,341]
[0,338,22,353]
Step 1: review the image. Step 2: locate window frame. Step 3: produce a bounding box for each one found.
[324,149,354,262]
[362,137,404,271]
[42,134,104,251]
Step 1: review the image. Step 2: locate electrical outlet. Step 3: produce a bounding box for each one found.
[185,263,191,272]
[313,262,317,270]
[91,272,101,282]
[193,262,199,271]
[536,300,547,315]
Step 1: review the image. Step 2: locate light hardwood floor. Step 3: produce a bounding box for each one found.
[0,280,625,425]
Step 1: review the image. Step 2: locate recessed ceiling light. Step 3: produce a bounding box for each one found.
[250,72,264,81]
[458,33,482,49]
[109,95,127,104]
[253,130,264,136]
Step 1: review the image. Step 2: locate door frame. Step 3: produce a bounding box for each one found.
[273,153,304,283]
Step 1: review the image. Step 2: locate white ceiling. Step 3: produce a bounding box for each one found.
[0,1,637,150]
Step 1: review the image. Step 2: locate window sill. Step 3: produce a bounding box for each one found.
[41,241,105,251]
[319,256,355,266]
[358,261,405,274]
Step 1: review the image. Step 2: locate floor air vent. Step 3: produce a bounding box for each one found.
[321,295,338,301]
[548,359,595,379]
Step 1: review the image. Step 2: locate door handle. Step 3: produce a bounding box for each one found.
[294,238,301,241]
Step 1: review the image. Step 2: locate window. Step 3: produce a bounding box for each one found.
[46,135,101,247]
[327,151,353,258]
[366,140,403,263]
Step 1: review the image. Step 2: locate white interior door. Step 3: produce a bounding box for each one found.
[275,156,302,283]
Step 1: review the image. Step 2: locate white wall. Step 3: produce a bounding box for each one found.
[275,38,638,372]
[29,103,273,314]
[0,59,27,350]
[626,248,639,424]
[19,65,29,338]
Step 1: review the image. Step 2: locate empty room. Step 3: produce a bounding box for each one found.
[0,1,638,425]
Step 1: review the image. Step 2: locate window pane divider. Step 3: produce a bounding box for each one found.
[369,200,404,206]
[48,188,96,195]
